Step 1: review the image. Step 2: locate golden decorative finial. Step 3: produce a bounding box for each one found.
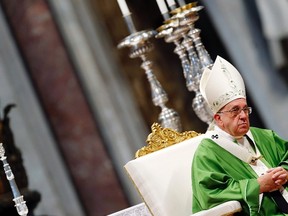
[135,123,199,158]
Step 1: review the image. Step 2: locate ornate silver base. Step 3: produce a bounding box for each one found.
[159,107,182,132]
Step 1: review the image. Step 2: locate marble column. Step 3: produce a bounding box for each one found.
[0,0,129,215]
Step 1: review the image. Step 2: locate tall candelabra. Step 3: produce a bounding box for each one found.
[0,143,28,216]
[118,30,182,132]
[156,2,214,124]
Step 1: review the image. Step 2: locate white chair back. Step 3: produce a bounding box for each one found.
[124,135,205,216]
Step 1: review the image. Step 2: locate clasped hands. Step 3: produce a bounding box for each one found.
[258,167,288,193]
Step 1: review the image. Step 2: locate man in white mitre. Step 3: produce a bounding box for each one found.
[192,56,288,215]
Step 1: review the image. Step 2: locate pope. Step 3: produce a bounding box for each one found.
[192,56,288,215]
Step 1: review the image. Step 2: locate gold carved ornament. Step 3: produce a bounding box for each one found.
[135,123,200,158]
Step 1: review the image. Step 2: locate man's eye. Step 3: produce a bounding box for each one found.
[231,108,240,112]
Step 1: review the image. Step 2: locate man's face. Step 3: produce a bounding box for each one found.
[214,98,250,138]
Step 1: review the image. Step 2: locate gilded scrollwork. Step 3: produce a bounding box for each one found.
[135,123,199,158]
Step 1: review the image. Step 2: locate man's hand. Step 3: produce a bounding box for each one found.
[268,167,288,186]
[257,167,288,193]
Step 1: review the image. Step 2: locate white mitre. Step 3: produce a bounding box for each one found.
[200,56,246,113]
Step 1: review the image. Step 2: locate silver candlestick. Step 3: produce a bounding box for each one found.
[0,143,28,216]
[118,30,182,132]
[156,3,213,124]
[170,4,203,92]
[156,17,202,93]
[173,3,214,124]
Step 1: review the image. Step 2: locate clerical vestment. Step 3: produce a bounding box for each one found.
[192,127,288,216]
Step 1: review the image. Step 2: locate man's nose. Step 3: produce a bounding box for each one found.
[239,109,248,118]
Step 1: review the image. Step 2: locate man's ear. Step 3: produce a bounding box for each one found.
[214,114,222,125]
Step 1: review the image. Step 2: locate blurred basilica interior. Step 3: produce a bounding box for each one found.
[0,0,288,215]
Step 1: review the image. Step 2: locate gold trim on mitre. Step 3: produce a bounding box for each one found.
[200,56,246,113]
[135,123,199,158]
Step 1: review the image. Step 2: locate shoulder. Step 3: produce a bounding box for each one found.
[194,137,222,156]
[192,138,221,165]
[250,127,273,136]
[250,127,280,144]
[199,137,218,147]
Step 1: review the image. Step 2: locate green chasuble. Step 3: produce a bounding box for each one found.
[192,127,288,216]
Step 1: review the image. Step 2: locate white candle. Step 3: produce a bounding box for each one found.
[166,0,176,8]
[155,0,169,15]
[117,0,131,16]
